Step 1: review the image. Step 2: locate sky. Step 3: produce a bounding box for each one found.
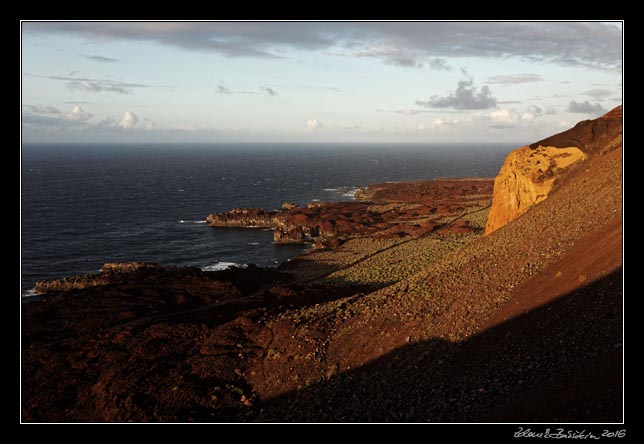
[21,21,623,144]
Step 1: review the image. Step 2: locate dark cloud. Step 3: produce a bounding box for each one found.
[353,47,424,68]
[582,88,612,100]
[527,104,557,116]
[22,22,622,71]
[217,84,277,96]
[383,54,423,68]
[68,69,80,76]
[66,80,129,94]
[568,100,606,114]
[427,58,451,71]
[83,54,120,63]
[348,47,450,70]
[260,86,278,96]
[22,105,61,114]
[487,74,543,85]
[47,75,149,94]
[416,78,497,110]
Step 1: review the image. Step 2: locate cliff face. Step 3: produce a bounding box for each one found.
[485,146,587,234]
[485,105,622,235]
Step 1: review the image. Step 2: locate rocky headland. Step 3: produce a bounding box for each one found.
[486,106,622,234]
[206,179,493,247]
[21,106,622,423]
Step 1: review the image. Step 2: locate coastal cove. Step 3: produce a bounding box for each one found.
[21,143,514,293]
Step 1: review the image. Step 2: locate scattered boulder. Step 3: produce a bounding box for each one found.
[274,226,306,244]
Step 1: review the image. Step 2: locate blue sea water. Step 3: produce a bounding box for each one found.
[20,143,516,294]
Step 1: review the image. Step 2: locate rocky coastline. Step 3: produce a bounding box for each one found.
[205,179,493,248]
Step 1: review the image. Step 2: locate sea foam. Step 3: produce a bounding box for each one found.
[201,262,248,272]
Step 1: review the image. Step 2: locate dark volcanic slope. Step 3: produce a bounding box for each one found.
[529,105,622,152]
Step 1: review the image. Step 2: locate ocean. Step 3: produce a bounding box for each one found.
[20,143,515,295]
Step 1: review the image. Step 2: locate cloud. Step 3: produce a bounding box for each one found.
[83,54,120,63]
[353,46,452,70]
[23,105,61,114]
[306,119,323,131]
[568,100,606,114]
[216,84,277,96]
[23,105,160,135]
[65,80,129,94]
[582,88,612,100]
[94,112,157,132]
[260,86,278,96]
[431,117,463,129]
[488,123,516,129]
[427,58,451,71]
[385,55,422,68]
[417,78,497,110]
[68,69,80,76]
[143,118,156,130]
[353,46,424,68]
[22,105,93,128]
[527,104,557,116]
[489,109,519,127]
[487,74,543,85]
[391,109,428,115]
[22,22,622,71]
[487,107,546,128]
[45,74,149,94]
[376,108,433,116]
[119,111,139,129]
[65,105,93,122]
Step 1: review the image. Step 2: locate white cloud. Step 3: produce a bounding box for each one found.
[22,105,93,129]
[488,108,539,128]
[521,112,536,122]
[64,106,92,122]
[490,109,518,125]
[431,117,462,129]
[118,111,139,129]
[95,111,155,131]
[306,119,323,131]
